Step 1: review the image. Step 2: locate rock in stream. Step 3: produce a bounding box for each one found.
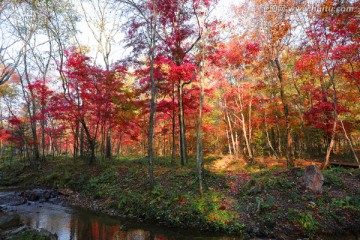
[0,188,60,239]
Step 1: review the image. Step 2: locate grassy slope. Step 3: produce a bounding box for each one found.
[0,156,359,239]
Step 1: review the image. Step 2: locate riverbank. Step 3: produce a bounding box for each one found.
[0,206,57,240]
[0,156,359,239]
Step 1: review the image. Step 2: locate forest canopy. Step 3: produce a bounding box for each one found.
[0,0,359,185]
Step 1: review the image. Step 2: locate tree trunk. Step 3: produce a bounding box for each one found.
[274,58,293,167]
[178,84,187,166]
[21,51,40,162]
[80,120,96,164]
[226,128,232,155]
[323,121,336,169]
[89,140,96,164]
[225,109,237,159]
[323,70,339,170]
[80,127,84,158]
[106,128,112,159]
[146,14,157,189]
[264,112,279,159]
[240,111,253,162]
[147,65,156,188]
[41,107,46,162]
[171,88,176,163]
[339,116,359,168]
[275,118,282,155]
[196,72,204,197]
[117,133,122,158]
[73,121,79,159]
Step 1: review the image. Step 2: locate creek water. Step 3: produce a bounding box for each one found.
[4,199,242,240]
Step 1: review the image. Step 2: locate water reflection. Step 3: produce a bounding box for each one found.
[10,202,239,240]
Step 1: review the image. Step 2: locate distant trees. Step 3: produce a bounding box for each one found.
[222,0,360,168]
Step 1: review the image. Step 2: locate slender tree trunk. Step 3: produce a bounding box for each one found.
[73,121,79,159]
[31,123,40,161]
[89,140,96,164]
[323,121,337,169]
[50,134,55,160]
[146,13,157,188]
[226,109,237,159]
[248,95,254,161]
[226,128,232,155]
[196,72,204,197]
[117,133,122,158]
[80,120,95,164]
[21,51,40,162]
[339,117,359,168]
[162,131,166,156]
[171,88,176,163]
[106,127,112,159]
[291,70,309,157]
[41,107,46,161]
[234,85,253,162]
[264,112,279,159]
[240,112,253,162]
[235,132,239,157]
[323,71,339,169]
[275,118,282,155]
[100,123,105,160]
[147,65,156,188]
[80,127,84,158]
[178,84,187,166]
[274,58,293,167]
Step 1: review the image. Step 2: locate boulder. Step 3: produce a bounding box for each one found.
[4,225,58,240]
[20,189,53,202]
[50,190,59,198]
[303,165,324,193]
[0,193,26,206]
[11,198,27,206]
[28,192,40,201]
[44,191,51,200]
[20,190,37,201]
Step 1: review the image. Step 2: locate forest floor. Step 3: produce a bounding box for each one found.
[0,155,359,239]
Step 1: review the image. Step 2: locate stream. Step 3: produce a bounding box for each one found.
[0,190,242,240]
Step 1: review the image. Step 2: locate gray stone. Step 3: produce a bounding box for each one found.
[44,191,51,200]
[303,165,324,193]
[0,193,26,206]
[4,225,58,240]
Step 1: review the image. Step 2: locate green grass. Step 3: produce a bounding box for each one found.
[0,156,359,238]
